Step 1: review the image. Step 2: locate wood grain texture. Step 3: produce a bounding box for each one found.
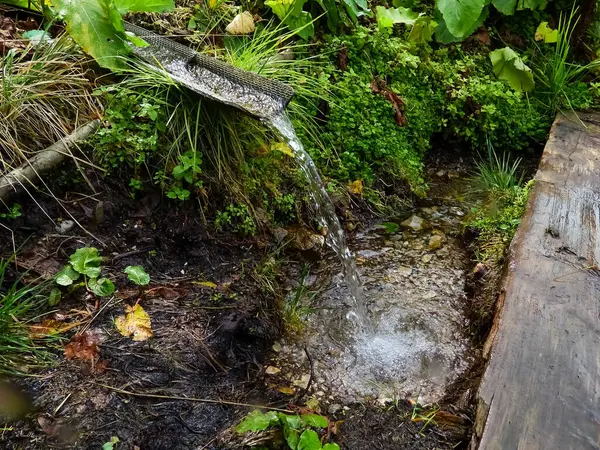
[473,112,600,450]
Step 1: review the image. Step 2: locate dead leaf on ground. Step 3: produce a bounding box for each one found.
[29,320,75,339]
[114,303,152,341]
[146,286,186,300]
[278,386,296,395]
[225,11,255,35]
[64,332,100,362]
[473,28,491,45]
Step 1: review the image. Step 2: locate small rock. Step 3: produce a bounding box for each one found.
[401,215,429,232]
[436,169,446,178]
[290,228,325,251]
[423,290,437,299]
[55,220,75,233]
[328,403,342,415]
[422,254,433,264]
[397,266,412,277]
[450,207,465,217]
[272,342,282,353]
[473,262,489,278]
[428,234,444,251]
[448,169,460,179]
[436,247,450,257]
[265,366,281,375]
[273,227,288,243]
[293,374,311,390]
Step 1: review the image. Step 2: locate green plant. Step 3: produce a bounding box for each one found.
[0,204,22,220]
[534,9,600,112]
[124,266,150,286]
[470,140,524,204]
[236,409,340,450]
[8,0,175,70]
[215,203,257,235]
[55,247,115,297]
[0,35,99,172]
[468,180,533,264]
[0,259,58,374]
[284,265,319,331]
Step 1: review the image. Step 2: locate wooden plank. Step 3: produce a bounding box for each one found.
[473,112,600,450]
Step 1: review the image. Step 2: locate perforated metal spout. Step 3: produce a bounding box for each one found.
[124,22,295,119]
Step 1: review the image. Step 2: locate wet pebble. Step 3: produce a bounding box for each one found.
[422,254,433,264]
[400,215,429,232]
[428,234,444,251]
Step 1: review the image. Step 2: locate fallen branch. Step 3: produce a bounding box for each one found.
[0,120,100,201]
[95,383,293,413]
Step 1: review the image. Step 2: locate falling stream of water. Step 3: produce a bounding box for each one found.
[268,114,369,329]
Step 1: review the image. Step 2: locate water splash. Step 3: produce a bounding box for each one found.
[268,114,369,329]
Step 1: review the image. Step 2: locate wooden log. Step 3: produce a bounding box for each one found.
[0,120,100,201]
[473,112,600,449]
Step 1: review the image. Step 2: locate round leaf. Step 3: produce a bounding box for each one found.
[55,265,80,286]
[69,247,103,278]
[236,410,279,433]
[124,266,150,286]
[298,429,322,450]
[436,0,485,38]
[490,47,534,92]
[89,278,116,297]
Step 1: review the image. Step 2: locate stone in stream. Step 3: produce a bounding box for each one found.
[289,227,325,251]
[428,234,444,250]
[400,215,429,232]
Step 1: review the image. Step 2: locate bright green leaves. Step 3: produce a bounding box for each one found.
[124,266,150,286]
[436,0,486,38]
[236,410,336,450]
[56,247,115,297]
[298,430,322,450]
[50,0,173,71]
[264,0,314,39]
[113,0,174,15]
[56,265,80,286]
[375,6,420,31]
[490,47,534,92]
[408,16,437,43]
[70,247,103,279]
[491,0,546,15]
[52,0,130,71]
[236,410,279,433]
[342,0,370,25]
[535,21,558,43]
[89,277,116,297]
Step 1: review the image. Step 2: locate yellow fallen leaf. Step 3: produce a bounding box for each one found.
[348,179,363,195]
[115,304,152,342]
[278,386,296,395]
[271,142,295,158]
[193,281,218,289]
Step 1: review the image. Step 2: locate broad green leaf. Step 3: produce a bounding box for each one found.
[343,0,370,24]
[55,264,80,286]
[490,47,534,92]
[315,0,341,30]
[491,0,516,14]
[301,414,328,428]
[323,445,341,450]
[408,16,437,43]
[298,429,322,450]
[434,6,487,43]
[52,0,130,71]
[236,410,279,433]
[48,288,62,306]
[264,0,315,39]
[89,277,116,297]
[534,21,557,43]
[113,0,174,15]
[279,413,303,429]
[376,6,419,30]
[125,31,149,47]
[436,0,486,38]
[282,421,300,449]
[124,266,150,286]
[69,247,103,278]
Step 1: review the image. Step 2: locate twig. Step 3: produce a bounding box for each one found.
[294,348,314,403]
[94,383,293,413]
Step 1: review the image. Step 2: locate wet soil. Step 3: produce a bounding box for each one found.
[1,163,484,450]
[0,181,288,449]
